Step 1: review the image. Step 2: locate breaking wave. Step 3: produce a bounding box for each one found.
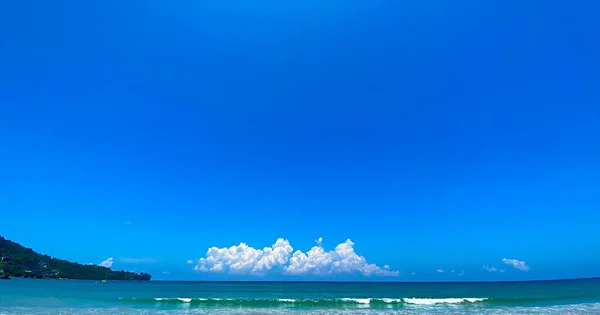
[117,297,490,308]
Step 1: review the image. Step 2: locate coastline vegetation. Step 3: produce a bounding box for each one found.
[0,236,151,280]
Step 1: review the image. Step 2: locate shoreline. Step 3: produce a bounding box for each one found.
[4,276,150,281]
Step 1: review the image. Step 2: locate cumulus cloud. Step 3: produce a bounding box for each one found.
[502,258,530,271]
[186,259,194,265]
[99,257,114,268]
[192,238,398,277]
[483,265,498,272]
[437,268,444,273]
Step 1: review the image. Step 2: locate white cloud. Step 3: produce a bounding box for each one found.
[483,265,498,272]
[186,259,195,265]
[437,268,444,273]
[192,238,398,277]
[457,270,465,277]
[99,257,114,268]
[502,258,530,271]
[450,269,455,273]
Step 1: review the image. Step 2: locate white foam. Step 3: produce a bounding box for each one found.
[404,298,487,305]
[464,298,487,303]
[381,298,404,303]
[278,298,296,302]
[153,297,198,302]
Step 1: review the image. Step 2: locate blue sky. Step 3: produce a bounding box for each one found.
[1,0,599,281]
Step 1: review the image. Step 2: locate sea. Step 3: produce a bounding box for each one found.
[1,278,600,314]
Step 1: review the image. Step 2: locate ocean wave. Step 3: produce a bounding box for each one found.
[117,297,489,308]
[381,298,404,303]
[403,298,487,305]
[340,298,372,304]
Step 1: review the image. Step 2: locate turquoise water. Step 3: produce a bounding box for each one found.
[1,278,600,314]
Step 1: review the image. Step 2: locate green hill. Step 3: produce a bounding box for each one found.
[0,236,151,280]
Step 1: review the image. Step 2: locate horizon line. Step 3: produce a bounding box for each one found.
[147,276,600,284]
